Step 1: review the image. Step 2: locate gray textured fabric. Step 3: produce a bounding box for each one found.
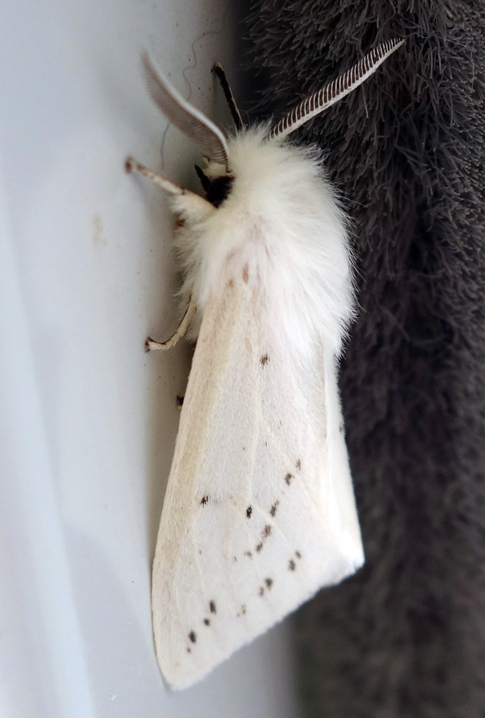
[245,2,485,716]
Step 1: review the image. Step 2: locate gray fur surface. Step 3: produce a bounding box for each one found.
[245,2,485,716]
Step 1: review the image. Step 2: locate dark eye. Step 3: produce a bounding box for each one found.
[206,176,233,208]
[194,165,233,208]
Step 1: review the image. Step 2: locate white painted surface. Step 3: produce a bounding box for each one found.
[0,0,299,716]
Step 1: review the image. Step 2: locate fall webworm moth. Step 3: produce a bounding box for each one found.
[126,38,404,690]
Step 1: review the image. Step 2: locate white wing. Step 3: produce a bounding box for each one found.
[152,277,364,689]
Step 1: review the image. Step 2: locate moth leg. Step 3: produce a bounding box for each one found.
[125,156,188,196]
[146,302,196,352]
[212,63,243,131]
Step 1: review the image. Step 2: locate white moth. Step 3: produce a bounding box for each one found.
[126,38,404,690]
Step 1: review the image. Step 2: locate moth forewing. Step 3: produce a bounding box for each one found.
[152,278,363,690]
[127,39,404,689]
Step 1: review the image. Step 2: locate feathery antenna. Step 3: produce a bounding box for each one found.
[268,39,405,140]
[141,54,229,166]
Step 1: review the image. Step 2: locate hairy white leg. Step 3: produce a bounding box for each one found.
[126,156,214,220]
[125,156,188,196]
[146,302,196,352]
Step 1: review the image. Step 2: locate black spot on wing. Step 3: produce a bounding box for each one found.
[246,506,253,518]
[244,550,253,558]
[265,578,273,589]
[270,501,279,517]
[289,559,296,571]
[176,394,184,407]
[188,631,197,643]
[200,496,209,505]
[260,354,269,365]
[295,551,301,559]
[285,473,294,486]
[203,618,210,626]
[209,600,217,614]
[259,586,265,597]
[296,459,301,470]
[254,525,273,554]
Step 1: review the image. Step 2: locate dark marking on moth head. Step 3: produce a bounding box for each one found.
[285,473,294,486]
[296,459,301,470]
[260,354,269,365]
[195,165,233,208]
[259,586,265,597]
[289,559,296,571]
[203,618,210,626]
[244,551,253,558]
[270,501,279,517]
[206,175,233,208]
[295,551,301,559]
[209,600,217,614]
[262,525,272,538]
[189,631,197,643]
[265,578,273,590]
[246,506,253,519]
[175,217,186,229]
[200,496,209,506]
[176,394,184,407]
[256,542,263,553]
[242,264,249,283]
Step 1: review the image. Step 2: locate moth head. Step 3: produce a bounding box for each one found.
[140,39,404,205]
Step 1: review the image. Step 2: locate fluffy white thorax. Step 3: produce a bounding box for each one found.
[173,126,354,355]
